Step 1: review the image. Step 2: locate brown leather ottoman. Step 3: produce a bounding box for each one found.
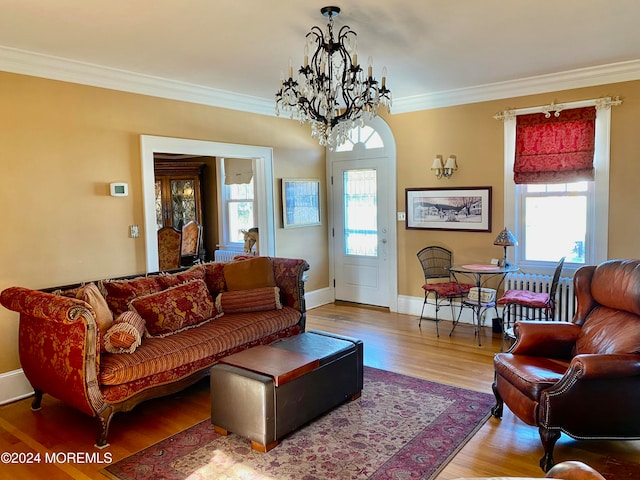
[210,330,364,452]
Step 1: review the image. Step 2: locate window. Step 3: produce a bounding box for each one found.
[343,168,378,256]
[219,159,256,250]
[502,98,615,273]
[335,125,384,152]
[519,181,589,263]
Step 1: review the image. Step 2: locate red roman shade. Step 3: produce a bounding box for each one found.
[514,106,596,184]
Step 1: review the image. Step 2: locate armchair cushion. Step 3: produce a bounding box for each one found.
[494,354,570,401]
[130,280,219,337]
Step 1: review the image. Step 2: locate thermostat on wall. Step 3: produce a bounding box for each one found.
[110,182,129,197]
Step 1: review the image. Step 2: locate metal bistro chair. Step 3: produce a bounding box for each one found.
[497,256,565,348]
[417,246,474,336]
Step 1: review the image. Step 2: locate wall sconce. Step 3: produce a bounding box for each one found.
[431,155,458,179]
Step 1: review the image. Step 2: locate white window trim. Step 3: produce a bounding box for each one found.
[502,98,611,275]
[216,157,257,252]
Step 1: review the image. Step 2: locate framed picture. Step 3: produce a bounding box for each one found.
[405,186,492,231]
[282,178,321,228]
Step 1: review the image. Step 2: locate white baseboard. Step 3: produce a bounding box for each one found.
[306,289,495,326]
[396,294,496,326]
[0,369,33,405]
[305,287,333,310]
[305,288,492,326]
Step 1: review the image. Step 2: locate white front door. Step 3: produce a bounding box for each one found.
[332,157,390,307]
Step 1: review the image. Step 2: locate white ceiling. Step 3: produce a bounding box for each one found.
[1,0,640,114]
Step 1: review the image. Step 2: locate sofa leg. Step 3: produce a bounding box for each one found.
[95,408,114,449]
[31,389,43,411]
[538,426,561,472]
[490,382,503,418]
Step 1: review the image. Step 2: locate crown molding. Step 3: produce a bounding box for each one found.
[0,46,275,116]
[392,59,640,113]
[1,45,639,116]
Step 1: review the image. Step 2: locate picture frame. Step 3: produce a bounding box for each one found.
[405,186,492,231]
[282,178,321,228]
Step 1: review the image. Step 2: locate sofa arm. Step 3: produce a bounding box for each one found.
[569,353,640,379]
[271,258,310,313]
[0,287,105,418]
[1,286,90,323]
[511,321,582,357]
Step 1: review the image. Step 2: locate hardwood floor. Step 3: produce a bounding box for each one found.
[0,303,637,479]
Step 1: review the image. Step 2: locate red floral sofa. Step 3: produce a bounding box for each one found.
[0,256,309,447]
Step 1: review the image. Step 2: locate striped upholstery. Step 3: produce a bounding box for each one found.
[104,311,146,353]
[215,287,282,314]
[100,306,301,386]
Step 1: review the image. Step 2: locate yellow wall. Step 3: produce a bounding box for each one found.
[0,72,327,372]
[388,80,640,302]
[2,70,640,374]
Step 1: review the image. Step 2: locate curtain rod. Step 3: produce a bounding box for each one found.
[493,96,622,121]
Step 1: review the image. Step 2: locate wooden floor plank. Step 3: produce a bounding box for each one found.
[0,303,637,479]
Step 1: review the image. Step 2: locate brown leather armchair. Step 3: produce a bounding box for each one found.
[491,259,640,472]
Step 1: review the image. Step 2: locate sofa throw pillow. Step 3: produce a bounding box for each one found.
[130,279,219,337]
[100,276,163,316]
[215,287,282,314]
[156,264,206,289]
[223,256,275,291]
[203,261,227,294]
[104,311,146,354]
[75,283,114,352]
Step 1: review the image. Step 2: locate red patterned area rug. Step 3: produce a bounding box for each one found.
[103,367,494,480]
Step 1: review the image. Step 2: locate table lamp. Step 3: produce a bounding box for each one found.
[494,227,517,267]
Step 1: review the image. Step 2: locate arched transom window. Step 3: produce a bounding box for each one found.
[335,125,384,152]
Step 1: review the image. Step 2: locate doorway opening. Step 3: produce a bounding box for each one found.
[140,135,275,272]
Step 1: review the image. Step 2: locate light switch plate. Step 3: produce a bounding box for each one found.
[130,225,140,238]
[397,212,406,221]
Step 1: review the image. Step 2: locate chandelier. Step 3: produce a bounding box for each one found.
[275,6,392,150]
